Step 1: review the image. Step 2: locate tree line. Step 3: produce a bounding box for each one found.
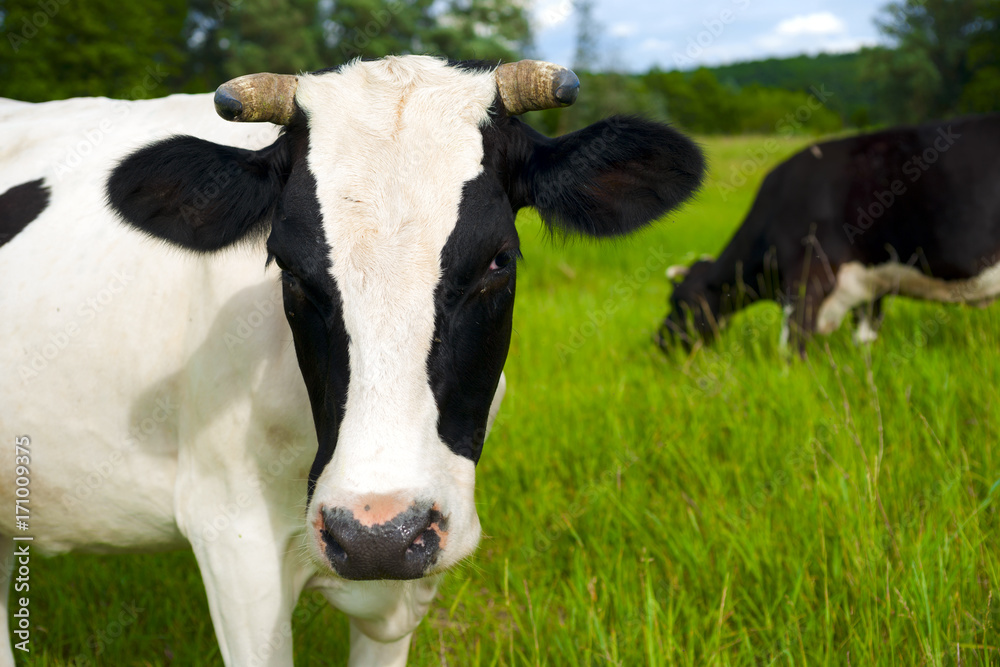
[0,0,996,135]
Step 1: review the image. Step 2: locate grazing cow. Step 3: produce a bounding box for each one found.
[0,56,704,665]
[659,114,1000,351]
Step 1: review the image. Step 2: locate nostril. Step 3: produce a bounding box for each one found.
[319,502,447,580]
[323,528,347,562]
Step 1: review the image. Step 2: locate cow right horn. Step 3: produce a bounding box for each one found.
[214,73,299,125]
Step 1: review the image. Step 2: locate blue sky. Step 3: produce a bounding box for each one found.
[529,0,887,71]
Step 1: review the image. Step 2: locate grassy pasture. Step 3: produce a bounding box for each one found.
[14,135,1000,665]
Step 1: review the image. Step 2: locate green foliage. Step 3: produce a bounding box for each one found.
[530,68,843,137]
[182,0,325,90]
[710,51,884,126]
[324,0,436,66]
[0,0,188,102]
[863,0,1000,123]
[0,0,533,100]
[961,0,1000,111]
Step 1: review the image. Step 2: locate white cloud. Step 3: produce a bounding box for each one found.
[610,22,638,38]
[775,12,847,36]
[640,37,673,53]
[533,0,574,30]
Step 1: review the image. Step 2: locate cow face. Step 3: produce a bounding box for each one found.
[108,56,705,581]
[660,259,722,347]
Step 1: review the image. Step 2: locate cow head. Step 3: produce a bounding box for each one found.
[107,56,704,581]
[659,259,722,348]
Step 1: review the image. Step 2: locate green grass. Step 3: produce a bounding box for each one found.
[15,135,1000,665]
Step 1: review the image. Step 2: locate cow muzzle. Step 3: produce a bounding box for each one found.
[316,496,448,580]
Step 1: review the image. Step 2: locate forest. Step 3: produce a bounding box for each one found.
[1,0,998,136]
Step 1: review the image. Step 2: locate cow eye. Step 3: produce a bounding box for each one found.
[489,249,518,271]
[268,252,291,273]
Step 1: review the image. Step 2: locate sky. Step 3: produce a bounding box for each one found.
[529,0,887,72]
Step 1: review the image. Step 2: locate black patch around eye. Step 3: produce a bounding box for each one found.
[490,249,520,271]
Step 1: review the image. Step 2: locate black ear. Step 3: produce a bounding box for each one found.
[106,135,291,251]
[510,116,705,237]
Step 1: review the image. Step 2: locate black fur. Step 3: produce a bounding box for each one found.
[0,178,49,248]
[107,134,292,251]
[660,114,1000,352]
[503,115,705,237]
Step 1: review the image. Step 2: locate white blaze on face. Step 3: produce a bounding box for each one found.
[295,56,499,571]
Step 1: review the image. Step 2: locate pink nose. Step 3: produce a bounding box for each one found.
[318,498,447,580]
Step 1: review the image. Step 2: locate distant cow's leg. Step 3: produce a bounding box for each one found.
[852,298,883,344]
[786,283,825,356]
[1,536,13,666]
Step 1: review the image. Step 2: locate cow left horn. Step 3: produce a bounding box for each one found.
[495,60,580,115]
[214,73,299,125]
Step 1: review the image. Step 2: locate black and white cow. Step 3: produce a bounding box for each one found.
[659,114,1000,351]
[0,57,704,664]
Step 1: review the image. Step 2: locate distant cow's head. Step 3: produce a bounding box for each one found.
[659,259,722,348]
[108,56,704,581]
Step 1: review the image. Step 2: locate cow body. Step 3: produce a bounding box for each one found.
[1,56,704,664]
[0,91,444,665]
[661,114,1000,350]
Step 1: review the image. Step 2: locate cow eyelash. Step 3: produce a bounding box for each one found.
[489,249,522,272]
[266,251,291,273]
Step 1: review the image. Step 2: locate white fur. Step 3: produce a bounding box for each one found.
[666,264,689,281]
[817,259,1000,335]
[853,312,879,344]
[296,57,499,573]
[0,56,507,666]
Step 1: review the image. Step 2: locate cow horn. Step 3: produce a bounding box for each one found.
[495,60,580,115]
[214,73,299,125]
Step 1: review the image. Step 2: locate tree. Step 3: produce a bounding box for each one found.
[323,0,437,66]
[0,0,187,101]
[960,0,1000,111]
[321,0,532,68]
[182,0,325,91]
[572,0,600,72]
[863,0,998,123]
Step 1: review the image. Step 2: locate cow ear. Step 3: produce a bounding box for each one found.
[106,135,291,251]
[508,116,705,237]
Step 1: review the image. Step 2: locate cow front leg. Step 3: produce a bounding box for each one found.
[347,620,412,667]
[185,525,305,666]
[851,298,883,344]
